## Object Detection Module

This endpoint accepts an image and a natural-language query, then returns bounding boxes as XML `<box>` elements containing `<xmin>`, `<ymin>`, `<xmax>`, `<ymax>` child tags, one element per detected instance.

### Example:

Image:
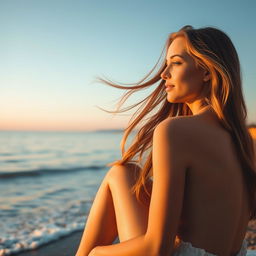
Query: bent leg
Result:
<box><xmin>76</xmin><ymin>173</ymin><xmax>118</xmax><ymax>256</ymax></box>
<box><xmin>76</xmin><ymin>163</ymin><xmax>152</xmax><ymax>256</ymax></box>
<box><xmin>108</xmin><ymin>163</ymin><xmax>152</xmax><ymax>242</ymax></box>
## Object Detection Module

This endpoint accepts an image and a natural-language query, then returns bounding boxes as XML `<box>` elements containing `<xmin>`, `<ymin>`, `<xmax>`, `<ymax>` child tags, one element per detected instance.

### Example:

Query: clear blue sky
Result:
<box><xmin>1</xmin><ymin>0</ymin><xmax>255</xmax><ymax>131</ymax></box>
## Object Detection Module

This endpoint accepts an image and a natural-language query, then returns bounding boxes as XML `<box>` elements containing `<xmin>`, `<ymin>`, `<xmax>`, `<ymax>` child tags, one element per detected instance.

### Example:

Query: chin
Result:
<box><xmin>166</xmin><ymin>95</ymin><xmax>183</xmax><ymax>104</ymax></box>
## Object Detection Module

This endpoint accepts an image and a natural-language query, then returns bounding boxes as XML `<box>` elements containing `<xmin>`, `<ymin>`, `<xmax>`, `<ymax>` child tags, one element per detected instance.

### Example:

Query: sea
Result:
<box><xmin>0</xmin><ymin>130</ymin><xmax>128</xmax><ymax>256</ymax></box>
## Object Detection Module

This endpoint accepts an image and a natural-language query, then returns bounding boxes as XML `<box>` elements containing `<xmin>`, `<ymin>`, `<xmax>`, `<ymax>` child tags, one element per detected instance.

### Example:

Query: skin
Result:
<box><xmin>161</xmin><ymin>36</ymin><xmax>211</xmax><ymax>113</ymax></box>
<box><xmin>76</xmin><ymin>37</ymin><xmax>251</xmax><ymax>256</ymax></box>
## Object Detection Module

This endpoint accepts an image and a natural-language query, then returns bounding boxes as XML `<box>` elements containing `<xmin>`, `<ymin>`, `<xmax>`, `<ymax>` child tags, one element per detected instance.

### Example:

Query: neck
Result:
<box><xmin>186</xmin><ymin>98</ymin><xmax>210</xmax><ymax>115</ymax></box>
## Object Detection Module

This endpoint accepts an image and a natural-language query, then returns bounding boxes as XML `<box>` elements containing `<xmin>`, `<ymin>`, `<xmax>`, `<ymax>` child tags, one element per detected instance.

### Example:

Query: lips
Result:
<box><xmin>165</xmin><ymin>84</ymin><xmax>175</xmax><ymax>89</ymax></box>
<box><xmin>165</xmin><ymin>84</ymin><xmax>174</xmax><ymax>92</ymax></box>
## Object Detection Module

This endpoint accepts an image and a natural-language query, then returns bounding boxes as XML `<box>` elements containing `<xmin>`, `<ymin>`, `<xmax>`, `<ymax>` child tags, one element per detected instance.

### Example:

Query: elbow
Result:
<box><xmin>146</xmin><ymin>251</ymin><xmax>161</xmax><ymax>256</ymax></box>
<box><xmin>158</xmin><ymin>246</ymin><xmax>175</xmax><ymax>256</ymax></box>
<box><xmin>146</xmin><ymin>243</ymin><xmax>167</xmax><ymax>256</ymax></box>
<box><xmin>149</xmin><ymin>252</ymin><xmax>166</xmax><ymax>256</ymax></box>
<box><xmin>149</xmin><ymin>244</ymin><xmax>172</xmax><ymax>256</ymax></box>
<box><xmin>145</xmin><ymin>233</ymin><xmax>172</xmax><ymax>256</ymax></box>
<box><xmin>154</xmin><ymin>250</ymin><xmax>170</xmax><ymax>256</ymax></box>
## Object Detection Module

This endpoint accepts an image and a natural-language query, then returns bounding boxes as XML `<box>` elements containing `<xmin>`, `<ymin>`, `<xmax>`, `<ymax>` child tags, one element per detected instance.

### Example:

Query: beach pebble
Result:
<box><xmin>0</xmin><ymin>249</ymin><xmax>9</xmax><ymax>256</ymax></box>
<box><xmin>30</xmin><ymin>241</ymin><xmax>39</xmax><ymax>249</ymax></box>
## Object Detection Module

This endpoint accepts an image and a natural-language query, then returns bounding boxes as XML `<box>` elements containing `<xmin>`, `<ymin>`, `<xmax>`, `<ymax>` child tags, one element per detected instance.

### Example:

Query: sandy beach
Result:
<box><xmin>16</xmin><ymin>231</ymin><xmax>83</xmax><ymax>256</ymax></box>
<box><xmin>16</xmin><ymin>231</ymin><xmax>120</xmax><ymax>256</ymax></box>
<box><xmin>247</xmin><ymin>220</ymin><xmax>256</xmax><ymax>250</ymax></box>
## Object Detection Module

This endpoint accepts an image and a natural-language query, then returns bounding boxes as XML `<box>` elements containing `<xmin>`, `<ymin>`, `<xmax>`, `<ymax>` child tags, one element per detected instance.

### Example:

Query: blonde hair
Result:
<box><xmin>97</xmin><ymin>25</ymin><xmax>256</xmax><ymax>220</ymax></box>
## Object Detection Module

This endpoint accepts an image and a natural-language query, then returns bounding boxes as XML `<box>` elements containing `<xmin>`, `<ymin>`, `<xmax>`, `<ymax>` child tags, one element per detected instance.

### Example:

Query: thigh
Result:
<box><xmin>107</xmin><ymin>163</ymin><xmax>152</xmax><ymax>242</ymax></box>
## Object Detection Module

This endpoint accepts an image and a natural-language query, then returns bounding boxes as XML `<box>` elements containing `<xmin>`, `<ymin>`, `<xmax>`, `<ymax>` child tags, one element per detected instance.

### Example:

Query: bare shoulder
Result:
<box><xmin>154</xmin><ymin>114</ymin><xmax>223</xmax><ymax>158</ymax></box>
<box><xmin>154</xmin><ymin>116</ymin><xmax>195</xmax><ymax>156</ymax></box>
<box><xmin>155</xmin><ymin>115</ymin><xmax>198</xmax><ymax>140</ymax></box>
<box><xmin>156</xmin><ymin>116</ymin><xmax>187</xmax><ymax>130</ymax></box>
<box><xmin>157</xmin><ymin>114</ymin><xmax>227</xmax><ymax>141</ymax></box>
<box><xmin>154</xmin><ymin>116</ymin><xmax>194</xmax><ymax>167</ymax></box>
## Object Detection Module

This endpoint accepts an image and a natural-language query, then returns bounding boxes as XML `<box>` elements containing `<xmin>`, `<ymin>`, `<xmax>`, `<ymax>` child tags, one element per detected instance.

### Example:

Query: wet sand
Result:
<box><xmin>16</xmin><ymin>231</ymin><xmax>83</xmax><ymax>256</ymax></box>
<box><xmin>16</xmin><ymin>232</ymin><xmax>119</xmax><ymax>256</ymax></box>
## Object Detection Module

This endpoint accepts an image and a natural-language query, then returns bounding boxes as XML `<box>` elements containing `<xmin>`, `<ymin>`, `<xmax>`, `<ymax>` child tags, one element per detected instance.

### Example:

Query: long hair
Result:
<box><xmin>97</xmin><ymin>25</ymin><xmax>256</xmax><ymax>220</ymax></box>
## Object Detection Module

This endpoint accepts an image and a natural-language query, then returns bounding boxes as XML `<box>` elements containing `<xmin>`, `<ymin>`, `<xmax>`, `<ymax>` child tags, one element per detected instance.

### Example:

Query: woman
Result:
<box><xmin>76</xmin><ymin>25</ymin><xmax>256</xmax><ymax>256</ymax></box>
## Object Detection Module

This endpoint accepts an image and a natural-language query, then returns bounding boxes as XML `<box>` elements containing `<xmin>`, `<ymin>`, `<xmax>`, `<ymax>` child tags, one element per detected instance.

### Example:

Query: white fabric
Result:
<box><xmin>172</xmin><ymin>239</ymin><xmax>248</xmax><ymax>256</ymax></box>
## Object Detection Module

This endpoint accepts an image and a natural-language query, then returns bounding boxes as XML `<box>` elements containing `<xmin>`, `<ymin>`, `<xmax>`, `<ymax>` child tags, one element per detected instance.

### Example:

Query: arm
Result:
<box><xmin>90</xmin><ymin>118</ymin><xmax>188</xmax><ymax>256</ymax></box>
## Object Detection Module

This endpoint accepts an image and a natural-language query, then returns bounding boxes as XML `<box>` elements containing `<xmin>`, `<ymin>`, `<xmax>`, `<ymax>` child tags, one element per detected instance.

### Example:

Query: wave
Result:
<box><xmin>3</xmin><ymin>159</ymin><xmax>23</xmax><ymax>163</ymax></box>
<box><xmin>0</xmin><ymin>201</ymin><xmax>88</xmax><ymax>256</ymax></box>
<box><xmin>0</xmin><ymin>165</ymin><xmax>107</xmax><ymax>179</ymax></box>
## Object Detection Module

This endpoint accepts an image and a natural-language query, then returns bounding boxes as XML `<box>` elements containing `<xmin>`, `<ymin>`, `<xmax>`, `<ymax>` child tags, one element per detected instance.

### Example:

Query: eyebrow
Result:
<box><xmin>166</xmin><ymin>54</ymin><xmax>184</xmax><ymax>61</ymax></box>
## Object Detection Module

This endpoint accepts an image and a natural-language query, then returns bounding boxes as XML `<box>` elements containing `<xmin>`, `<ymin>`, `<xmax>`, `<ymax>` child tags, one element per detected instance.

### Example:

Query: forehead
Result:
<box><xmin>166</xmin><ymin>36</ymin><xmax>188</xmax><ymax>59</ymax></box>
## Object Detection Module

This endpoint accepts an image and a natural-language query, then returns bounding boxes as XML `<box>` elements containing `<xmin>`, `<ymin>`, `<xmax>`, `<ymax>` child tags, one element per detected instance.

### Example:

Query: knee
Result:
<box><xmin>107</xmin><ymin>163</ymin><xmax>141</xmax><ymax>186</ymax></box>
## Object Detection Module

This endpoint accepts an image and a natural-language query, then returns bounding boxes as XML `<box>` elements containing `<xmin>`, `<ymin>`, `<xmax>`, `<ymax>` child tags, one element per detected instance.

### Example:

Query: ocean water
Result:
<box><xmin>0</xmin><ymin>130</ymin><xmax>126</xmax><ymax>256</ymax></box>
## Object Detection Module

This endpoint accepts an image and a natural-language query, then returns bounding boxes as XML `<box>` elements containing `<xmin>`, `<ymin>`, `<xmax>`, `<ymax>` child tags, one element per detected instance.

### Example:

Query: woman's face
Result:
<box><xmin>161</xmin><ymin>36</ymin><xmax>208</xmax><ymax>104</ymax></box>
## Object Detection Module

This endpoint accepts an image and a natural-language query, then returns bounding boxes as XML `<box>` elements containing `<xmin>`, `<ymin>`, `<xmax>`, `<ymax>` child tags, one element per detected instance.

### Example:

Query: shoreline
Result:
<box><xmin>14</xmin><ymin>232</ymin><xmax>119</xmax><ymax>256</ymax></box>
<box><xmin>15</xmin><ymin>231</ymin><xmax>83</xmax><ymax>256</ymax></box>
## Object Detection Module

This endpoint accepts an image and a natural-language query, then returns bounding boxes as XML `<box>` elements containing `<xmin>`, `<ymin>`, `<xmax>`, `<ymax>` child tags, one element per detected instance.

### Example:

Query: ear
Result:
<box><xmin>203</xmin><ymin>70</ymin><xmax>211</xmax><ymax>82</ymax></box>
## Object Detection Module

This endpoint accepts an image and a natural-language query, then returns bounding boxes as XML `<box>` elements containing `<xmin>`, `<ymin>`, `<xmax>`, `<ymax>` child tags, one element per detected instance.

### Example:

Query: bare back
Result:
<box><xmin>176</xmin><ymin>113</ymin><xmax>250</xmax><ymax>256</ymax></box>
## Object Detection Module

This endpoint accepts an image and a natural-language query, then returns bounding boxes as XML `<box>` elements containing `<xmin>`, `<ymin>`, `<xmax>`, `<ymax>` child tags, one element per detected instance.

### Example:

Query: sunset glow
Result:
<box><xmin>1</xmin><ymin>0</ymin><xmax>255</xmax><ymax>131</ymax></box>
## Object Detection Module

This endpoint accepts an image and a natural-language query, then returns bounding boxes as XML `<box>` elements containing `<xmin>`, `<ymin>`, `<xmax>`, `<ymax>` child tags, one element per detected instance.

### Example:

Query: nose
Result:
<box><xmin>161</xmin><ymin>65</ymin><xmax>171</xmax><ymax>80</ymax></box>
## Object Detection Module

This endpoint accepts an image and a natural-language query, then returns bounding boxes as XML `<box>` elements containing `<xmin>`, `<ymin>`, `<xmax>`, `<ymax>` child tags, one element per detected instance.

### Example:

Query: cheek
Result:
<box><xmin>176</xmin><ymin>66</ymin><xmax>204</xmax><ymax>92</ymax></box>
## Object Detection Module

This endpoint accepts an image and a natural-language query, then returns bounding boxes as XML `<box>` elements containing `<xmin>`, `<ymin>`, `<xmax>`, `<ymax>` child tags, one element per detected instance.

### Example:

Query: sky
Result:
<box><xmin>1</xmin><ymin>0</ymin><xmax>255</xmax><ymax>131</ymax></box>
